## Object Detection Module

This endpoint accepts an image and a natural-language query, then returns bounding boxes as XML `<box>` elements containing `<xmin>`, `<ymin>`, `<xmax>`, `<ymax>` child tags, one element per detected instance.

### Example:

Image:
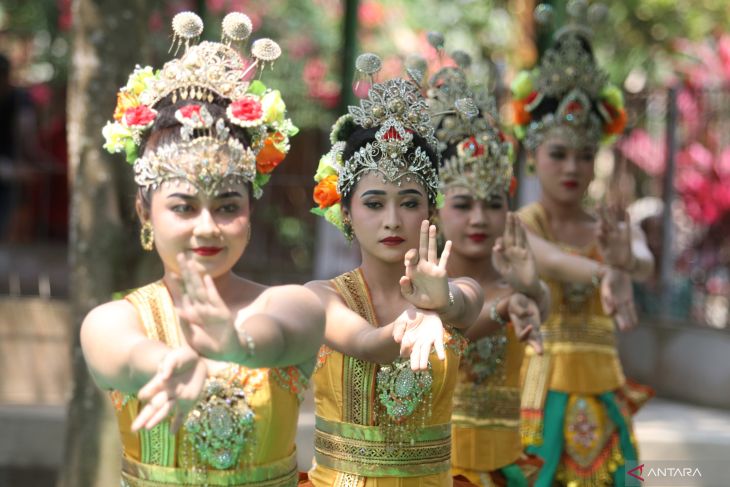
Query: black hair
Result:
<box><xmin>339</xmin><ymin>126</ymin><xmax>440</xmax><ymax>209</ymax></box>
<box><xmin>0</xmin><ymin>54</ymin><xmax>9</xmax><ymax>79</ymax></box>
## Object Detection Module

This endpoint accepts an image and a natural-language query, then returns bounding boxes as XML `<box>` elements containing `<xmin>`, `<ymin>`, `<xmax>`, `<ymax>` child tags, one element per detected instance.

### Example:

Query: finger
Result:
<box><xmin>428</xmin><ymin>224</ymin><xmax>438</xmax><ymax>263</ymax></box>
<box><xmin>186</xmin><ymin>260</ymin><xmax>208</xmax><ymax>304</ymax></box>
<box><xmin>514</xmin><ymin>216</ymin><xmax>527</xmax><ymax>249</ymax></box>
<box><xmin>203</xmin><ymin>274</ymin><xmax>226</xmax><ymax>308</ymax></box>
<box><xmin>138</xmin><ymin>372</ymin><xmax>169</xmax><ymax>401</ymax></box>
<box><xmin>404</xmin><ymin>248</ymin><xmax>418</xmax><ymax>276</ymax></box>
<box><xmin>392</xmin><ymin>319</ymin><xmax>406</xmax><ymax>344</ymax></box>
<box><xmin>503</xmin><ymin>213</ymin><xmax>515</xmax><ymax>248</ymax></box>
<box><xmin>419</xmin><ymin>220</ymin><xmax>429</xmax><ymax>262</ymax></box>
<box><xmin>438</xmin><ymin>240</ymin><xmax>452</xmax><ymax>269</ymax></box>
<box><xmin>530</xmin><ymin>335</ymin><xmax>544</xmax><ymax>355</ymax></box>
<box><xmin>143</xmin><ymin>398</ymin><xmax>175</xmax><ymax>430</ymax></box>
<box><xmin>399</xmin><ymin>275</ymin><xmax>414</xmax><ymax>296</ymax></box>
<box><xmin>434</xmin><ymin>327</ymin><xmax>446</xmax><ymax>361</ymax></box>
<box><xmin>170</xmin><ymin>407</ymin><xmax>188</xmax><ymax>435</ymax></box>
<box><xmin>132</xmin><ymin>391</ymin><xmax>169</xmax><ymax>431</ymax></box>
<box><xmin>420</xmin><ymin>340</ymin><xmax>431</xmax><ymax>370</ymax></box>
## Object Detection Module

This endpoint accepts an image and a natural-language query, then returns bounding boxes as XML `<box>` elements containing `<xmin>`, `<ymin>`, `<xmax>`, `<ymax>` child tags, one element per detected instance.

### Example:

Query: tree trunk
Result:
<box><xmin>59</xmin><ymin>1</ymin><xmax>155</xmax><ymax>485</ymax></box>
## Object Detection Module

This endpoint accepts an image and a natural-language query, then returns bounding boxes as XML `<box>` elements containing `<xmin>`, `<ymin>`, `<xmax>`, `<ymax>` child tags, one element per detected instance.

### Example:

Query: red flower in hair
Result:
<box><xmin>122</xmin><ymin>105</ymin><xmax>157</xmax><ymax>128</ymax></box>
<box><xmin>228</xmin><ymin>96</ymin><xmax>264</xmax><ymax>127</ymax></box>
<box><xmin>178</xmin><ymin>104</ymin><xmax>201</xmax><ymax>119</ymax></box>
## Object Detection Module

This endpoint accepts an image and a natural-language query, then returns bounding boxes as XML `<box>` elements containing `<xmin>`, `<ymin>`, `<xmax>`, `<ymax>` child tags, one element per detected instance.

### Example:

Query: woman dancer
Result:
<box><xmin>511</xmin><ymin>27</ymin><xmax>654</xmax><ymax>486</ymax></box>
<box><xmin>81</xmin><ymin>12</ymin><xmax>324</xmax><ymax>486</ymax></box>
<box><xmin>307</xmin><ymin>55</ymin><xmax>483</xmax><ymax>487</ymax></box>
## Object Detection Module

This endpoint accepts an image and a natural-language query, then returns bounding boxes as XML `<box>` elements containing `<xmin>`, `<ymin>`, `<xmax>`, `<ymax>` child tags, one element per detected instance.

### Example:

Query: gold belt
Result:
<box><xmin>540</xmin><ymin>325</ymin><xmax>616</xmax><ymax>352</ymax></box>
<box><xmin>313</xmin><ymin>416</ymin><xmax>451</xmax><ymax>477</ymax></box>
<box><xmin>452</xmin><ymin>385</ymin><xmax>520</xmax><ymax>429</ymax></box>
<box><xmin>120</xmin><ymin>451</ymin><xmax>298</xmax><ymax>487</ymax></box>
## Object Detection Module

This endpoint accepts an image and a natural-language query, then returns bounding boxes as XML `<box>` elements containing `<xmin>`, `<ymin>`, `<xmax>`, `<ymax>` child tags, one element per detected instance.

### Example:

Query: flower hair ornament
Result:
<box><xmin>102</xmin><ymin>11</ymin><xmax>298</xmax><ymax>198</ymax></box>
<box><xmin>409</xmin><ymin>38</ymin><xmax>515</xmax><ymax>201</ymax></box>
<box><xmin>311</xmin><ymin>53</ymin><xmax>440</xmax><ymax>236</ymax></box>
<box><xmin>510</xmin><ymin>3</ymin><xmax>626</xmax><ymax>151</ymax></box>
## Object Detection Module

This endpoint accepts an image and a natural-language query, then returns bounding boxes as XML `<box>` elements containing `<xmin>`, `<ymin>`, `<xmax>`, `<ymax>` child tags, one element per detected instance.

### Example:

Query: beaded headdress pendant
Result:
<box><xmin>102</xmin><ymin>11</ymin><xmax>297</xmax><ymax>198</ymax></box>
<box><xmin>511</xmin><ymin>4</ymin><xmax>626</xmax><ymax>150</ymax></box>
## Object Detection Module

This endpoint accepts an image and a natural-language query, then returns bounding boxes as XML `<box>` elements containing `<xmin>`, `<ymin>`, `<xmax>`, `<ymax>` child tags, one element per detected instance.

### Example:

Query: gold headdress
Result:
<box><xmin>311</xmin><ymin>53</ymin><xmax>440</xmax><ymax>235</ymax></box>
<box><xmin>511</xmin><ymin>4</ymin><xmax>626</xmax><ymax>150</ymax></box>
<box><xmin>413</xmin><ymin>42</ymin><xmax>514</xmax><ymax>200</ymax></box>
<box><xmin>102</xmin><ymin>11</ymin><xmax>297</xmax><ymax>197</ymax></box>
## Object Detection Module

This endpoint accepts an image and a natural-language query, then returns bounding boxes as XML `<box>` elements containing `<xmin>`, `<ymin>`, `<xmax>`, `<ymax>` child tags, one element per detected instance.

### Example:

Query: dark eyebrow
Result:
<box><xmin>398</xmin><ymin>188</ymin><xmax>424</xmax><ymax>197</ymax></box>
<box><xmin>215</xmin><ymin>191</ymin><xmax>243</xmax><ymax>199</ymax></box>
<box><xmin>167</xmin><ymin>193</ymin><xmax>197</xmax><ymax>200</ymax></box>
<box><xmin>361</xmin><ymin>190</ymin><xmax>387</xmax><ymax>197</ymax></box>
<box><xmin>450</xmin><ymin>194</ymin><xmax>472</xmax><ymax>201</ymax></box>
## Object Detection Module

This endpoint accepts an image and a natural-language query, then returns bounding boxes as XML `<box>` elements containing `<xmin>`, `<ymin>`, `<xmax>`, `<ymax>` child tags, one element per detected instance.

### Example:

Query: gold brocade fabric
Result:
<box><xmin>451</xmin><ymin>326</ymin><xmax>524</xmax><ymax>473</ymax></box>
<box><xmin>112</xmin><ymin>281</ymin><xmax>304</xmax><ymax>486</ymax></box>
<box><xmin>308</xmin><ymin>269</ymin><xmax>461</xmax><ymax>487</ymax></box>
<box><xmin>517</xmin><ymin>203</ymin><xmax>625</xmax><ymax>395</ymax></box>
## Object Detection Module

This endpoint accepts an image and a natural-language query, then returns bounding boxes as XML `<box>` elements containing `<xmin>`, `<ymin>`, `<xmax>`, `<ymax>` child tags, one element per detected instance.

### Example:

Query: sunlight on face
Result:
<box><xmin>146</xmin><ymin>179</ymin><xmax>251</xmax><ymax>278</ymax></box>
<box><xmin>347</xmin><ymin>172</ymin><xmax>430</xmax><ymax>264</ymax></box>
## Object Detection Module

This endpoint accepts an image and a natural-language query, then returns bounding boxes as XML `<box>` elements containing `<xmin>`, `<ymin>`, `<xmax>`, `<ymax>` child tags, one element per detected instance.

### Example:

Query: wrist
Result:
<box><xmin>435</xmin><ymin>287</ymin><xmax>456</xmax><ymax>317</ymax></box>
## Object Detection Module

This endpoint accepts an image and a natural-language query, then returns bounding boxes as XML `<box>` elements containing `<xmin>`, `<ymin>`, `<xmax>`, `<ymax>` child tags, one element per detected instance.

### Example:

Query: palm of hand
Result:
<box><xmin>400</xmin><ymin>221</ymin><xmax>451</xmax><ymax>310</ymax></box>
<box><xmin>507</xmin><ymin>294</ymin><xmax>543</xmax><ymax>354</ymax></box>
<box><xmin>597</xmin><ymin>207</ymin><xmax>633</xmax><ymax>268</ymax></box>
<box><xmin>176</xmin><ymin>253</ymin><xmax>237</xmax><ymax>360</ymax></box>
<box><xmin>398</xmin><ymin>310</ymin><xmax>445</xmax><ymax>371</ymax></box>
<box><xmin>133</xmin><ymin>347</ymin><xmax>208</xmax><ymax>432</ymax></box>
<box><xmin>493</xmin><ymin>213</ymin><xmax>540</xmax><ymax>295</ymax></box>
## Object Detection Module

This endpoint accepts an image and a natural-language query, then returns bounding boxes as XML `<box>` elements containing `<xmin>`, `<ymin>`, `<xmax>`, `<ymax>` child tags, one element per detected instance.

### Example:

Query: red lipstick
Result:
<box><xmin>380</xmin><ymin>236</ymin><xmax>405</xmax><ymax>246</ymax></box>
<box><xmin>193</xmin><ymin>247</ymin><xmax>223</xmax><ymax>256</ymax></box>
<box><xmin>468</xmin><ymin>233</ymin><xmax>487</xmax><ymax>243</ymax></box>
<box><xmin>562</xmin><ymin>180</ymin><xmax>579</xmax><ymax>189</ymax></box>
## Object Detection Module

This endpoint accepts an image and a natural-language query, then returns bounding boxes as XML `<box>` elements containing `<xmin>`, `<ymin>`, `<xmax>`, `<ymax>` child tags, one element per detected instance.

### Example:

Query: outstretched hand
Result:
<box><xmin>392</xmin><ymin>307</ymin><xmax>446</xmax><ymax>371</ymax></box>
<box><xmin>600</xmin><ymin>268</ymin><xmax>638</xmax><ymax>331</ymax></box>
<box><xmin>597</xmin><ymin>205</ymin><xmax>634</xmax><ymax>270</ymax></box>
<box><xmin>492</xmin><ymin>213</ymin><xmax>541</xmax><ymax>298</ymax></box>
<box><xmin>174</xmin><ymin>253</ymin><xmax>238</xmax><ymax>362</ymax></box>
<box><xmin>399</xmin><ymin>220</ymin><xmax>451</xmax><ymax>311</ymax></box>
<box><xmin>506</xmin><ymin>293</ymin><xmax>543</xmax><ymax>355</ymax></box>
<box><xmin>131</xmin><ymin>345</ymin><xmax>207</xmax><ymax>433</ymax></box>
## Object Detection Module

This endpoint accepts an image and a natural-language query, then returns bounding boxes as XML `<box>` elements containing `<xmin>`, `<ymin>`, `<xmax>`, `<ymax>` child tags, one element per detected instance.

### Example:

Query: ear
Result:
<box><xmin>341</xmin><ymin>205</ymin><xmax>351</xmax><ymax>219</ymax></box>
<box><xmin>135</xmin><ymin>195</ymin><xmax>150</xmax><ymax>224</ymax></box>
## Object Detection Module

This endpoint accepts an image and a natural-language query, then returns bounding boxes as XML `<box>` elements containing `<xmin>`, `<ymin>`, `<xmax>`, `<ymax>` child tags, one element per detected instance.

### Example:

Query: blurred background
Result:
<box><xmin>0</xmin><ymin>0</ymin><xmax>729</xmax><ymax>485</ymax></box>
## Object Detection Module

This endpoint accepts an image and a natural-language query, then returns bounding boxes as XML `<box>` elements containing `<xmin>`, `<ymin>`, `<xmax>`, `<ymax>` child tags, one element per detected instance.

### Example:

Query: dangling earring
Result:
<box><xmin>140</xmin><ymin>221</ymin><xmax>154</xmax><ymax>251</ymax></box>
<box><xmin>526</xmin><ymin>154</ymin><xmax>536</xmax><ymax>175</ymax></box>
<box><xmin>245</xmin><ymin>224</ymin><xmax>251</xmax><ymax>246</ymax></box>
<box><xmin>342</xmin><ymin>215</ymin><xmax>354</xmax><ymax>243</ymax></box>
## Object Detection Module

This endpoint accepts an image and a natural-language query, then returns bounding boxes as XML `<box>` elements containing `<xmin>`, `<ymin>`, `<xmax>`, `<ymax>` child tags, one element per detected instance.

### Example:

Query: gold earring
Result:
<box><xmin>245</xmin><ymin>224</ymin><xmax>251</xmax><ymax>246</ymax></box>
<box><xmin>342</xmin><ymin>215</ymin><xmax>354</xmax><ymax>243</ymax></box>
<box><xmin>140</xmin><ymin>222</ymin><xmax>154</xmax><ymax>251</ymax></box>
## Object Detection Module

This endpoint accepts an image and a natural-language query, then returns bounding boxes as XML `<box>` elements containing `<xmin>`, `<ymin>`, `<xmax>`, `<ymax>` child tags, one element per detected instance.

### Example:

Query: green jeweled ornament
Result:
<box><xmin>466</xmin><ymin>331</ymin><xmax>508</xmax><ymax>384</ymax></box>
<box><xmin>376</xmin><ymin>359</ymin><xmax>433</xmax><ymax>423</ymax></box>
<box><xmin>184</xmin><ymin>378</ymin><xmax>255</xmax><ymax>469</ymax></box>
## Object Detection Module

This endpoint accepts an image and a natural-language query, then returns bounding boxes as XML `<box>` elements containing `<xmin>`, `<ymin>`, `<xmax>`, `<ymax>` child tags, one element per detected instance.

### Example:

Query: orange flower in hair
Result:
<box><xmin>313</xmin><ymin>174</ymin><xmax>340</xmax><ymax>209</ymax></box>
<box><xmin>256</xmin><ymin>134</ymin><xmax>287</xmax><ymax>174</ymax></box>
<box><xmin>511</xmin><ymin>99</ymin><xmax>531</xmax><ymax>125</ymax></box>
<box><xmin>113</xmin><ymin>91</ymin><xmax>140</xmax><ymax>121</ymax></box>
<box><xmin>603</xmin><ymin>102</ymin><xmax>627</xmax><ymax>135</ymax></box>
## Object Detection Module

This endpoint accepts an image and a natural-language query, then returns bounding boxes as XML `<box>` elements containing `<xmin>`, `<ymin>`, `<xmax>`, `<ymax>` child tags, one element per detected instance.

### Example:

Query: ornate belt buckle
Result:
<box><xmin>184</xmin><ymin>377</ymin><xmax>255</xmax><ymax>469</ymax></box>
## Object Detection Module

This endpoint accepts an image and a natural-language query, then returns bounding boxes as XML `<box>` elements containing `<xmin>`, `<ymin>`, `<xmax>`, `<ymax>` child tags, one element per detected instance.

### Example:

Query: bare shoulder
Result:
<box><xmin>260</xmin><ymin>284</ymin><xmax>323</xmax><ymax>308</ymax></box>
<box><xmin>304</xmin><ymin>279</ymin><xmax>337</xmax><ymax>297</ymax></box>
<box><xmin>80</xmin><ymin>299</ymin><xmax>145</xmax><ymax>348</ymax></box>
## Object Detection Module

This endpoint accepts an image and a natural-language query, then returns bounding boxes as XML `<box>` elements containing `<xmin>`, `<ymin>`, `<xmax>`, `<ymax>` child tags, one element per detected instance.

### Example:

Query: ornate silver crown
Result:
<box><xmin>337</xmin><ymin>70</ymin><xmax>440</xmax><ymax>203</ymax></box>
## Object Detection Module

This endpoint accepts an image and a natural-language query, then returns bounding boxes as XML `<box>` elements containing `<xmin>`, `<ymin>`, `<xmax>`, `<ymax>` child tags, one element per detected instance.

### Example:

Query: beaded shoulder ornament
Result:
<box><xmin>511</xmin><ymin>3</ymin><xmax>626</xmax><ymax>150</ymax></box>
<box><xmin>311</xmin><ymin>53</ymin><xmax>440</xmax><ymax>236</ymax></box>
<box><xmin>409</xmin><ymin>38</ymin><xmax>515</xmax><ymax>200</ymax></box>
<box><xmin>102</xmin><ymin>11</ymin><xmax>297</xmax><ymax>197</ymax></box>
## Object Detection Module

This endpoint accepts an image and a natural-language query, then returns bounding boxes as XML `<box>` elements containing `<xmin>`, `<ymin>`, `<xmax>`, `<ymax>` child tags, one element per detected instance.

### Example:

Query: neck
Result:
<box><xmin>539</xmin><ymin>193</ymin><xmax>587</xmax><ymax>222</ymax></box>
<box><xmin>446</xmin><ymin>250</ymin><xmax>501</xmax><ymax>284</ymax></box>
<box><xmin>358</xmin><ymin>251</ymin><xmax>407</xmax><ymax>303</ymax></box>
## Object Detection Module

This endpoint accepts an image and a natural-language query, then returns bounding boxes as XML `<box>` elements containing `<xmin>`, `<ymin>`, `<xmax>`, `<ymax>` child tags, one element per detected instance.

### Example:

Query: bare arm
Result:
<box><xmin>80</xmin><ymin>300</ymin><xmax>195</xmax><ymax>394</ymax></box>
<box><xmin>435</xmin><ymin>277</ymin><xmax>484</xmax><ymax>330</ymax></box>
<box><xmin>305</xmin><ymin>280</ymin><xmax>403</xmax><ymax>364</ymax></box>
<box><xmin>526</xmin><ymin>231</ymin><xmax>608</xmax><ymax>284</ymax></box>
